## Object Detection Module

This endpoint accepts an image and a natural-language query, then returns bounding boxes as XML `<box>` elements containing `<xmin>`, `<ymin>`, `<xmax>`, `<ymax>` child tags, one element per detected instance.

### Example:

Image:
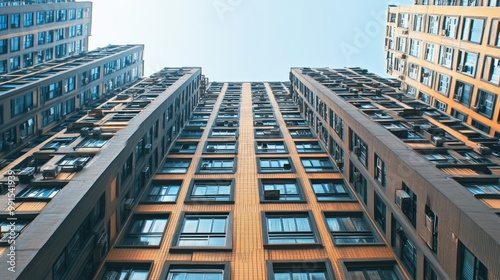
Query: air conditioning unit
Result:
<box><xmin>457</xmin><ymin>64</ymin><xmax>463</xmax><ymax>72</ymax></box>
<box><xmin>283</xmin><ymin>163</ymin><xmax>291</xmax><ymax>170</ymax></box>
<box><xmin>264</xmin><ymin>189</ymin><xmax>280</xmax><ymax>200</ymax></box>
<box><xmin>395</xmin><ymin>190</ymin><xmax>411</xmax><ymax>210</ymax></box>
<box><xmin>402</xmin><ymin>30</ymin><xmax>409</xmax><ymax>35</ymax></box>
<box><xmin>124</xmin><ymin>198</ymin><xmax>134</xmax><ymax>210</ymax></box>
<box><xmin>401</xmin><ymin>54</ymin><xmax>407</xmax><ymax>59</ymax></box>
<box><xmin>433</xmin><ymin>136</ymin><xmax>444</xmax><ymax>147</ymax></box>
<box><xmin>441</xmin><ymin>29</ymin><xmax>448</xmax><ymax>36</ymax></box>
<box><xmin>353</xmin><ymin>146</ymin><xmax>360</xmax><ymax>156</ymax></box>
<box><xmin>42</xmin><ymin>165</ymin><xmax>61</xmax><ymax>179</ymax></box>
<box><xmin>92</xmin><ymin>127</ymin><xmax>102</xmax><ymax>137</ymax></box>
<box><xmin>144</xmin><ymin>143</ymin><xmax>152</xmax><ymax>154</ymax></box>
<box><xmin>398</xmin><ymin>75</ymin><xmax>405</xmax><ymax>80</ymax></box>
<box><xmin>472</xmin><ymin>106</ymin><xmax>480</xmax><ymax>112</ymax></box>
<box><xmin>93</xmin><ymin>232</ymin><xmax>108</xmax><ymax>263</ymax></box>
<box><xmin>80</xmin><ymin>127</ymin><xmax>91</xmax><ymax>137</ymax></box>
<box><xmin>207</xmin><ymin>146</ymin><xmax>216</xmax><ymax>152</ymax></box>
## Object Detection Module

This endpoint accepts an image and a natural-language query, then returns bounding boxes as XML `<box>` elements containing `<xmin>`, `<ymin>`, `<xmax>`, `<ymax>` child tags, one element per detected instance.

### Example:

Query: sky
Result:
<box><xmin>89</xmin><ymin>0</ymin><xmax>413</xmax><ymax>82</ymax></box>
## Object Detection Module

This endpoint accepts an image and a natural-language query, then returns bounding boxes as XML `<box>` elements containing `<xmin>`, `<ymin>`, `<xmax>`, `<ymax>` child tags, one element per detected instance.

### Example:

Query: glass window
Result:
<box><xmin>120</xmin><ymin>215</ymin><xmax>168</xmax><ymax>246</ymax></box>
<box><xmin>199</xmin><ymin>158</ymin><xmax>235</xmax><ymax>173</ymax></box>
<box><xmin>351</xmin><ymin>131</ymin><xmax>368</xmax><ymax>167</ymax></box>
<box><xmin>171</xmin><ymin>141</ymin><xmax>198</xmax><ymax>153</ymax></box>
<box><xmin>263</xmin><ymin>212</ymin><xmax>319</xmax><ymax>246</ymax></box>
<box><xmin>269</xmin><ymin>261</ymin><xmax>333</xmax><ymax>280</ymax></box>
<box><xmin>161</xmin><ymin>158</ymin><xmax>191</xmax><ymax>173</ymax></box>
<box><xmin>295</xmin><ymin>141</ymin><xmax>324</xmax><ymax>153</ymax></box>
<box><xmin>144</xmin><ymin>181</ymin><xmax>181</xmax><ymax>202</ymax></box>
<box><xmin>462</xmin><ymin>18</ymin><xmax>484</xmax><ymax>43</ymax></box>
<box><xmin>454</xmin><ymin>80</ymin><xmax>473</xmax><ymax>106</ymax></box>
<box><xmin>210</xmin><ymin>129</ymin><xmax>237</xmax><ymax>137</ymax></box>
<box><xmin>205</xmin><ymin>141</ymin><xmax>237</xmax><ymax>153</ymax></box>
<box><xmin>374</xmin><ymin>155</ymin><xmax>387</xmax><ymax>188</ymax></box>
<box><xmin>324</xmin><ymin>212</ymin><xmax>379</xmax><ymax>244</ymax></box>
<box><xmin>374</xmin><ymin>193</ymin><xmax>386</xmax><ymax>233</ymax></box>
<box><xmin>101</xmin><ymin>264</ymin><xmax>151</xmax><ymax>280</ymax></box>
<box><xmin>300</xmin><ymin>157</ymin><xmax>336</xmax><ymax>172</ymax></box>
<box><xmin>187</xmin><ymin>180</ymin><xmax>233</xmax><ymax>202</ymax></box>
<box><xmin>260</xmin><ymin>179</ymin><xmax>303</xmax><ymax>202</ymax></box>
<box><xmin>460</xmin><ymin>243</ymin><xmax>488</xmax><ymax>280</ymax></box>
<box><xmin>165</xmin><ymin>265</ymin><xmax>226</xmax><ymax>280</ymax></box>
<box><xmin>10</xmin><ymin>37</ymin><xmax>20</xmax><ymax>52</ymax></box>
<box><xmin>0</xmin><ymin>218</ymin><xmax>31</xmax><ymax>244</ymax></box>
<box><xmin>11</xmin><ymin>14</ymin><xmax>20</xmax><ymax>28</ymax></box>
<box><xmin>23</xmin><ymin>12</ymin><xmax>33</xmax><ymax>27</ymax></box>
<box><xmin>0</xmin><ymin>15</ymin><xmax>7</xmax><ymax>30</ymax></box>
<box><xmin>310</xmin><ymin>179</ymin><xmax>352</xmax><ymax>201</ymax></box>
<box><xmin>17</xmin><ymin>185</ymin><xmax>61</xmax><ymax>199</ymax></box>
<box><xmin>258</xmin><ymin>157</ymin><xmax>293</xmax><ymax>173</ymax></box>
<box><xmin>344</xmin><ymin>261</ymin><xmax>403</xmax><ymax>280</ymax></box>
<box><xmin>256</xmin><ymin>141</ymin><xmax>287</xmax><ymax>153</ymax></box>
<box><xmin>475</xmin><ymin>89</ymin><xmax>496</xmax><ymax>119</ymax></box>
<box><xmin>174</xmin><ymin>213</ymin><xmax>231</xmax><ymax>248</ymax></box>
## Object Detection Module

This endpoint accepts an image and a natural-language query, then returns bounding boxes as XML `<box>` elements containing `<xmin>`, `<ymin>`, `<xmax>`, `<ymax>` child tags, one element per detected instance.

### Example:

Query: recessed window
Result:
<box><xmin>351</xmin><ymin>131</ymin><xmax>368</xmax><ymax>167</ymax></box>
<box><xmin>171</xmin><ymin>212</ymin><xmax>232</xmax><ymax>251</ymax></box>
<box><xmin>459</xmin><ymin>242</ymin><xmax>488</xmax><ymax>280</ymax></box>
<box><xmin>58</xmin><ymin>155</ymin><xmax>91</xmax><ymax>171</ymax></box>
<box><xmin>41</xmin><ymin>137</ymin><xmax>77</xmax><ymax>150</ymax></box>
<box><xmin>161</xmin><ymin>263</ymin><xmax>230</xmax><ymax>280</ymax></box>
<box><xmin>474</xmin><ymin>89</ymin><xmax>496</xmax><ymax>119</ymax></box>
<box><xmin>257</xmin><ymin>157</ymin><xmax>294</xmax><ymax>173</ymax></box>
<box><xmin>300</xmin><ymin>157</ymin><xmax>336</xmax><ymax>172</ymax></box>
<box><xmin>213</xmin><ymin>119</ymin><xmax>238</xmax><ymax>127</ymax></box>
<box><xmin>254</xmin><ymin>119</ymin><xmax>278</xmax><ymax>126</ymax></box>
<box><xmin>143</xmin><ymin>180</ymin><xmax>181</xmax><ymax>203</ymax></box>
<box><xmin>0</xmin><ymin>218</ymin><xmax>31</xmax><ymax>244</ymax></box>
<box><xmin>161</xmin><ymin>158</ymin><xmax>191</xmax><ymax>173</ymax></box>
<box><xmin>262</xmin><ymin>211</ymin><xmax>321</xmax><ymax>247</ymax></box>
<box><xmin>255</xmin><ymin>128</ymin><xmax>282</xmax><ymax>138</ymax></box>
<box><xmin>119</xmin><ymin>214</ymin><xmax>169</xmax><ymax>246</ymax></box>
<box><xmin>17</xmin><ymin>185</ymin><xmax>62</xmax><ymax>200</ymax></box>
<box><xmin>461</xmin><ymin>17</ymin><xmax>484</xmax><ymax>43</ymax></box>
<box><xmin>205</xmin><ymin>141</ymin><xmax>237</xmax><ymax>153</ymax></box>
<box><xmin>76</xmin><ymin>138</ymin><xmax>110</xmax><ymax>149</ymax></box>
<box><xmin>198</xmin><ymin>158</ymin><xmax>236</xmax><ymax>173</ymax></box>
<box><xmin>100</xmin><ymin>263</ymin><xmax>151</xmax><ymax>280</ymax></box>
<box><xmin>374</xmin><ymin>154</ymin><xmax>387</xmax><ymax>188</ymax></box>
<box><xmin>170</xmin><ymin>141</ymin><xmax>198</xmax><ymax>153</ymax></box>
<box><xmin>289</xmin><ymin>128</ymin><xmax>314</xmax><ymax>138</ymax></box>
<box><xmin>295</xmin><ymin>141</ymin><xmax>324</xmax><ymax>153</ymax></box>
<box><xmin>342</xmin><ymin>260</ymin><xmax>404</xmax><ymax>280</ymax></box>
<box><xmin>324</xmin><ymin>212</ymin><xmax>380</xmax><ymax>244</ymax></box>
<box><xmin>268</xmin><ymin>261</ymin><xmax>335</xmax><ymax>280</ymax></box>
<box><xmin>260</xmin><ymin>179</ymin><xmax>304</xmax><ymax>202</ymax></box>
<box><xmin>186</xmin><ymin>180</ymin><xmax>234</xmax><ymax>202</ymax></box>
<box><xmin>256</xmin><ymin>141</ymin><xmax>287</xmax><ymax>153</ymax></box>
<box><xmin>180</xmin><ymin>129</ymin><xmax>203</xmax><ymax>138</ymax></box>
<box><xmin>310</xmin><ymin>179</ymin><xmax>353</xmax><ymax>201</ymax></box>
<box><xmin>210</xmin><ymin>128</ymin><xmax>238</xmax><ymax>137</ymax></box>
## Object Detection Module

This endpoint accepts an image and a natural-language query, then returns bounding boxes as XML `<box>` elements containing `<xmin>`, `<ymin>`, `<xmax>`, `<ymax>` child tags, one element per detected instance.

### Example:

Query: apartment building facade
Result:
<box><xmin>0</xmin><ymin>67</ymin><xmax>202</xmax><ymax>279</ymax></box>
<box><xmin>0</xmin><ymin>0</ymin><xmax>92</xmax><ymax>74</ymax></box>
<box><xmin>385</xmin><ymin>1</ymin><xmax>500</xmax><ymax>137</ymax></box>
<box><xmin>0</xmin><ymin>44</ymin><xmax>144</xmax><ymax>160</ymax></box>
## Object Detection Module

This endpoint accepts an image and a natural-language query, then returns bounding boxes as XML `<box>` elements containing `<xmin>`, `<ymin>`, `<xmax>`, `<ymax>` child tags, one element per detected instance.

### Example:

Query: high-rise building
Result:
<box><xmin>385</xmin><ymin>1</ymin><xmax>500</xmax><ymax>137</ymax></box>
<box><xmin>0</xmin><ymin>0</ymin><xmax>92</xmax><ymax>74</ymax></box>
<box><xmin>1</xmin><ymin>64</ymin><xmax>499</xmax><ymax>280</ymax></box>
<box><xmin>0</xmin><ymin>44</ymin><xmax>144</xmax><ymax>162</ymax></box>
<box><xmin>0</xmin><ymin>67</ymin><xmax>202</xmax><ymax>279</ymax></box>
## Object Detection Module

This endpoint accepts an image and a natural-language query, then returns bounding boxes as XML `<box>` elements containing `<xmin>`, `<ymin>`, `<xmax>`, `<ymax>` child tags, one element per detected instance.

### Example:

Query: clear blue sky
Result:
<box><xmin>90</xmin><ymin>0</ymin><xmax>413</xmax><ymax>81</ymax></box>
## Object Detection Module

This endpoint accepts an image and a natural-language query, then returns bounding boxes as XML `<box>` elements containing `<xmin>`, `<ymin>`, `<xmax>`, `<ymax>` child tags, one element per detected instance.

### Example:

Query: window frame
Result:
<box><xmin>197</xmin><ymin>157</ymin><xmax>237</xmax><ymax>174</ymax></box>
<box><xmin>185</xmin><ymin>179</ymin><xmax>235</xmax><ymax>203</ymax></box>
<box><xmin>98</xmin><ymin>261</ymin><xmax>152</xmax><ymax>280</ymax></box>
<box><xmin>266</xmin><ymin>260</ymin><xmax>336</xmax><ymax>280</ymax></box>
<box><xmin>159</xmin><ymin>262</ymin><xmax>230</xmax><ymax>280</ymax></box>
<box><xmin>142</xmin><ymin>180</ymin><xmax>182</xmax><ymax>203</ymax></box>
<box><xmin>259</xmin><ymin>178</ymin><xmax>306</xmax><ymax>203</ymax></box>
<box><xmin>161</xmin><ymin>158</ymin><xmax>192</xmax><ymax>174</ymax></box>
<box><xmin>255</xmin><ymin>140</ymin><xmax>288</xmax><ymax>154</ymax></box>
<box><xmin>323</xmin><ymin>211</ymin><xmax>383</xmax><ymax>245</ymax></box>
<box><xmin>170</xmin><ymin>212</ymin><xmax>233</xmax><ymax>252</ymax></box>
<box><xmin>204</xmin><ymin>141</ymin><xmax>238</xmax><ymax>154</ymax></box>
<box><xmin>300</xmin><ymin>157</ymin><xmax>337</xmax><ymax>172</ymax></box>
<box><xmin>257</xmin><ymin>157</ymin><xmax>295</xmax><ymax>173</ymax></box>
<box><xmin>261</xmin><ymin>211</ymin><xmax>323</xmax><ymax>248</ymax></box>
<box><xmin>340</xmin><ymin>259</ymin><xmax>405</xmax><ymax>280</ymax></box>
<box><xmin>117</xmin><ymin>213</ymin><xmax>170</xmax><ymax>247</ymax></box>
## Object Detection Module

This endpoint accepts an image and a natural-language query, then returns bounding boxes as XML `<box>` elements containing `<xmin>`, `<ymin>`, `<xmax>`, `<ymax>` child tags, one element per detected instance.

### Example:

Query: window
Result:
<box><xmin>186</xmin><ymin>180</ymin><xmax>233</xmax><ymax>202</ymax></box>
<box><xmin>474</xmin><ymin>89</ymin><xmax>496</xmax><ymax>118</ymax></box>
<box><xmin>144</xmin><ymin>181</ymin><xmax>181</xmax><ymax>202</ymax></box>
<box><xmin>462</xmin><ymin>18</ymin><xmax>484</xmax><ymax>43</ymax></box>
<box><xmin>255</xmin><ymin>128</ymin><xmax>281</xmax><ymax>138</ymax></box>
<box><xmin>210</xmin><ymin>128</ymin><xmax>238</xmax><ymax>137</ymax></box>
<box><xmin>412</xmin><ymin>14</ymin><xmax>424</xmax><ymax>32</ymax></box>
<box><xmin>402</xmin><ymin>183</ymin><xmax>418</xmax><ymax>228</ymax></box>
<box><xmin>398</xmin><ymin>13</ymin><xmax>409</xmax><ymax>28</ymax></box>
<box><xmin>36</xmin><ymin>11</ymin><xmax>45</xmax><ymax>24</ymax></box>
<box><xmin>439</xmin><ymin>45</ymin><xmax>454</xmax><ymax>68</ymax></box>
<box><xmin>457</xmin><ymin>50</ymin><xmax>478</xmax><ymax>77</ymax></box>
<box><xmin>443</xmin><ymin>16</ymin><xmax>459</xmax><ymax>38</ymax></box>
<box><xmin>295</xmin><ymin>141</ymin><xmax>324</xmax><ymax>153</ymax></box>
<box><xmin>204</xmin><ymin>141</ymin><xmax>237</xmax><ymax>153</ymax></box>
<box><xmin>170</xmin><ymin>141</ymin><xmax>198</xmax><ymax>153</ymax></box>
<box><xmin>23</xmin><ymin>34</ymin><xmax>34</xmax><ymax>49</ymax></box>
<box><xmin>23</xmin><ymin>12</ymin><xmax>33</xmax><ymax>27</ymax></box>
<box><xmin>324</xmin><ymin>212</ymin><xmax>380</xmax><ymax>244</ymax></box>
<box><xmin>425</xmin><ymin>43</ymin><xmax>435</xmax><ymax>62</ymax></box>
<box><xmin>409</xmin><ymin>39</ymin><xmax>421</xmax><ymax>57</ymax></box>
<box><xmin>0</xmin><ymin>15</ymin><xmax>7</xmax><ymax>30</ymax></box>
<box><xmin>180</xmin><ymin>129</ymin><xmax>203</xmax><ymax>138</ymax></box>
<box><xmin>351</xmin><ymin>131</ymin><xmax>368</xmax><ymax>167</ymax></box>
<box><xmin>310</xmin><ymin>179</ymin><xmax>353</xmax><ymax>201</ymax></box>
<box><xmin>58</xmin><ymin>155</ymin><xmax>91</xmax><ymax>170</ymax></box>
<box><xmin>120</xmin><ymin>214</ymin><xmax>168</xmax><ymax>246</ymax></box>
<box><xmin>482</xmin><ymin>56</ymin><xmax>500</xmax><ymax>85</ymax></box>
<box><xmin>460</xmin><ymin>242</ymin><xmax>488</xmax><ymax>280</ymax></box>
<box><xmin>289</xmin><ymin>128</ymin><xmax>314</xmax><ymax>138</ymax></box>
<box><xmin>17</xmin><ymin>185</ymin><xmax>61</xmax><ymax>200</ymax></box>
<box><xmin>256</xmin><ymin>141</ymin><xmax>287</xmax><ymax>153</ymax></box>
<box><xmin>350</xmin><ymin>163</ymin><xmax>367</xmax><ymax>205</ymax></box>
<box><xmin>421</xmin><ymin>68</ymin><xmax>434</xmax><ymax>87</ymax></box>
<box><xmin>300</xmin><ymin>157</ymin><xmax>336</xmax><ymax>172</ymax></box>
<box><xmin>268</xmin><ymin>261</ymin><xmax>334</xmax><ymax>280</ymax></box>
<box><xmin>172</xmin><ymin>212</ymin><xmax>232</xmax><ymax>250</ymax></box>
<box><xmin>262</xmin><ymin>211</ymin><xmax>321</xmax><ymax>246</ymax></box>
<box><xmin>451</xmin><ymin>108</ymin><xmax>468</xmax><ymax>122</ymax></box>
<box><xmin>198</xmin><ymin>158</ymin><xmax>235</xmax><ymax>173</ymax></box>
<box><xmin>10</xmin><ymin>37</ymin><xmax>20</xmax><ymax>52</ymax></box>
<box><xmin>408</xmin><ymin>63</ymin><xmax>419</xmax><ymax>80</ymax></box>
<box><xmin>428</xmin><ymin>15</ymin><xmax>440</xmax><ymax>34</ymax></box>
<box><xmin>11</xmin><ymin>14</ymin><xmax>20</xmax><ymax>28</ymax></box>
<box><xmin>462</xmin><ymin>182</ymin><xmax>500</xmax><ymax>196</ymax></box>
<box><xmin>374</xmin><ymin>193</ymin><xmax>386</xmax><ymax>233</ymax></box>
<box><xmin>435</xmin><ymin>99</ymin><xmax>447</xmax><ymax>112</ymax></box>
<box><xmin>490</xmin><ymin>19</ymin><xmax>500</xmax><ymax>47</ymax></box>
<box><xmin>396</xmin><ymin>37</ymin><xmax>407</xmax><ymax>52</ymax></box>
<box><xmin>260</xmin><ymin>179</ymin><xmax>304</xmax><ymax>202</ymax></box>
<box><xmin>161</xmin><ymin>158</ymin><xmax>191</xmax><ymax>173</ymax></box>
<box><xmin>454</xmin><ymin>80</ymin><xmax>473</xmax><ymax>106</ymax></box>
<box><xmin>162</xmin><ymin>263</ymin><xmax>229</xmax><ymax>280</ymax></box>
<box><xmin>437</xmin><ymin>73</ymin><xmax>451</xmax><ymax>96</ymax></box>
<box><xmin>101</xmin><ymin>263</ymin><xmax>151</xmax><ymax>280</ymax></box>
<box><xmin>258</xmin><ymin>157</ymin><xmax>294</xmax><ymax>173</ymax></box>
<box><xmin>342</xmin><ymin>260</ymin><xmax>403</xmax><ymax>280</ymax></box>
<box><xmin>374</xmin><ymin>155</ymin><xmax>387</xmax><ymax>188</ymax></box>
<box><xmin>0</xmin><ymin>218</ymin><xmax>31</xmax><ymax>244</ymax></box>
